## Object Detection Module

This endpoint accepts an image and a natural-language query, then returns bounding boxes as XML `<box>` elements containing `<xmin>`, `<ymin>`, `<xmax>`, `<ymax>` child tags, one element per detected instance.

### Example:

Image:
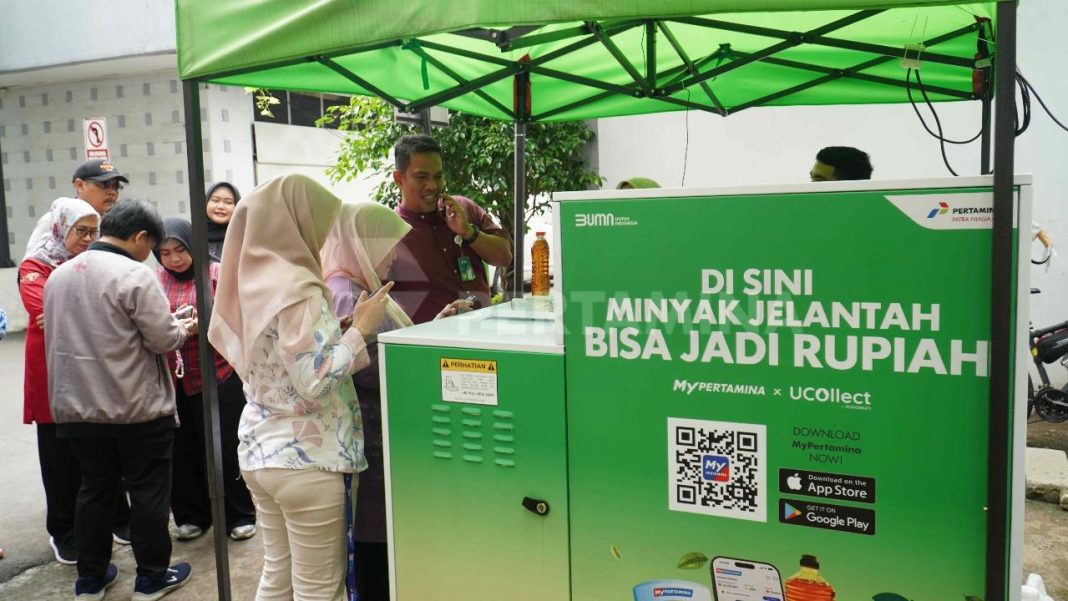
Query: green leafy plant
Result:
<box><xmin>316</xmin><ymin>96</ymin><xmax>602</xmax><ymax>293</ymax></box>
<box><xmin>246</xmin><ymin>87</ymin><xmax>280</xmax><ymax>117</ymax></box>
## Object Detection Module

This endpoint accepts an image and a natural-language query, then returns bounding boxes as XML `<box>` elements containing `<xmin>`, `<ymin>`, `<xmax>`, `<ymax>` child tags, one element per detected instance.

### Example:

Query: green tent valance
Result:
<box><xmin>177</xmin><ymin>1</ymin><xmax>1002</xmax><ymax>121</ymax></box>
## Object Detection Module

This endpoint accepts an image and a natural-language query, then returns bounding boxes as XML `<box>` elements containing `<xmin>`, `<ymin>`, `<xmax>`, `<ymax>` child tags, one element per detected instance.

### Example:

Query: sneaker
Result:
<box><xmin>75</xmin><ymin>563</ymin><xmax>118</xmax><ymax>600</ymax></box>
<box><xmin>175</xmin><ymin>524</ymin><xmax>204</xmax><ymax>541</ymax></box>
<box><xmin>132</xmin><ymin>562</ymin><xmax>191</xmax><ymax>601</ymax></box>
<box><xmin>112</xmin><ymin>526</ymin><xmax>130</xmax><ymax>546</ymax></box>
<box><xmin>49</xmin><ymin>536</ymin><xmax>77</xmax><ymax>565</ymax></box>
<box><xmin>228</xmin><ymin>524</ymin><xmax>256</xmax><ymax>541</ymax></box>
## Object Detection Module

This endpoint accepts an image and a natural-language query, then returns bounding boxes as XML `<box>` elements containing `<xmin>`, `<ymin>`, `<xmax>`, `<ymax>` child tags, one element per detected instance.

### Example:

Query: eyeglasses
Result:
<box><xmin>72</xmin><ymin>226</ymin><xmax>100</xmax><ymax>240</ymax></box>
<box><xmin>92</xmin><ymin>180</ymin><xmax>125</xmax><ymax>192</ymax></box>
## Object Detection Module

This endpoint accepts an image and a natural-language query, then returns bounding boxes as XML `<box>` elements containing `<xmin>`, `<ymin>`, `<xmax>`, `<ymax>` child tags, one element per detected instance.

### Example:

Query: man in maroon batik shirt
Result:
<box><xmin>389</xmin><ymin>134</ymin><xmax>513</xmax><ymax>323</ymax></box>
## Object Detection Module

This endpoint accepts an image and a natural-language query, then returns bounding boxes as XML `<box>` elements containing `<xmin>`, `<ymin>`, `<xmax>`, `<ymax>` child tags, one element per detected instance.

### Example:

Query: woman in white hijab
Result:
<box><xmin>321</xmin><ymin>202</ymin><xmax>468</xmax><ymax>599</ymax></box>
<box><xmin>19</xmin><ymin>198</ymin><xmax>101</xmax><ymax>564</ymax></box>
<box><xmin>208</xmin><ymin>175</ymin><xmax>392</xmax><ymax>601</ymax></box>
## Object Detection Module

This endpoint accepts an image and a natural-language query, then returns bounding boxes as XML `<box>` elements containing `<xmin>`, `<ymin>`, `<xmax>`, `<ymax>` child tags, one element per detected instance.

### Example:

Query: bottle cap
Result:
<box><xmin>536</xmin><ymin>231</ymin><xmax>546</xmax><ymax>236</ymax></box>
<box><xmin>800</xmin><ymin>554</ymin><xmax>820</xmax><ymax>569</ymax></box>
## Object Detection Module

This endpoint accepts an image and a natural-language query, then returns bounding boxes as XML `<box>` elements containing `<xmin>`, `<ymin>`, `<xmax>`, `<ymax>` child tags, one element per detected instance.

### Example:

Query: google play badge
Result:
<box><xmin>783</xmin><ymin>503</ymin><xmax>802</xmax><ymax>521</ymax></box>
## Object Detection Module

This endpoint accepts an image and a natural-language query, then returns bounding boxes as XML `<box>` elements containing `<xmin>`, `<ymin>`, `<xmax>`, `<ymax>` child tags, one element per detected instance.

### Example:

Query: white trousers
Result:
<box><xmin>243</xmin><ymin>468</ymin><xmax>355</xmax><ymax>601</ymax></box>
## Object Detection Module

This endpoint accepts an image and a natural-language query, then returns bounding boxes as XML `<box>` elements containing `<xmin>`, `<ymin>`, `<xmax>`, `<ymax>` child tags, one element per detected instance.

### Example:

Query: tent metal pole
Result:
<box><xmin>405</xmin><ymin>48</ymin><xmax>515</xmax><ymax>118</ymax></box>
<box><xmin>671</xmin><ymin>13</ymin><xmax>973</xmax><ymax>70</ymax></box>
<box><xmin>318</xmin><ymin>56</ymin><xmax>407</xmax><ymax>109</ymax></box>
<box><xmin>987</xmin><ymin>2</ymin><xmax>1016</xmax><ymax>601</ymax></box>
<box><xmin>513</xmin><ymin>121</ymin><xmax>526</xmax><ymax>299</ymax></box>
<box><xmin>182</xmin><ymin>79</ymin><xmax>233</xmax><ymax>601</ymax></box>
<box><xmin>0</xmin><ymin>138</ymin><xmax>14</xmax><ymax>267</ymax></box>
<box><xmin>512</xmin><ymin>64</ymin><xmax>530</xmax><ymax>299</ymax></box>
<box><xmin>742</xmin><ymin>53</ymin><xmax>974</xmax><ymax>99</ymax></box>
<box><xmin>657</xmin><ymin>23</ymin><xmax>726</xmax><ymax>113</ymax></box>
<box><xmin>981</xmin><ymin>95</ymin><xmax>993</xmax><ymax>174</ymax></box>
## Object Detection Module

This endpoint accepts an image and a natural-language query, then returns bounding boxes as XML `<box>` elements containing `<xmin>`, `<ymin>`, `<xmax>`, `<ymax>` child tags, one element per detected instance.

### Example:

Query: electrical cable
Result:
<box><xmin>1017</xmin><ymin>71</ymin><xmax>1068</xmax><ymax>134</ymax></box>
<box><xmin>906</xmin><ymin>69</ymin><xmax>983</xmax><ymax>144</ymax></box>
<box><xmin>1014</xmin><ymin>72</ymin><xmax>1031</xmax><ymax>137</ymax></box>
<box><xmin>906</xmin><ymin>68</ymin><xmax>964</xmax><ymax>176</ymax></box>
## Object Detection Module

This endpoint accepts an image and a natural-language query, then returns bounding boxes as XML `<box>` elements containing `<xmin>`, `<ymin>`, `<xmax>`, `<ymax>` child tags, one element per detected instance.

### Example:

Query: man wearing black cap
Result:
<box><xmin>23</xmin><ymin>159</ymin><xmax>130</xmax><ymax>256</ymax></box>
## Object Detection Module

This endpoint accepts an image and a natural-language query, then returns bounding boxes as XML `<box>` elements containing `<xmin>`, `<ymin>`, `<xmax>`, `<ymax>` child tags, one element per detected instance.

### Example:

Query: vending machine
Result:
<box><xmin>380</xmin><ymin>176</ymin><xmax>1030</xmax><ymax>601</ymax></box>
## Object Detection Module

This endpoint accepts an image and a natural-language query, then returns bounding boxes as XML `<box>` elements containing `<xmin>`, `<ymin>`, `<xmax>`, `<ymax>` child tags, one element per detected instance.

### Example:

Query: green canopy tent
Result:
<box><xmin>175</xmin><ymin>1</ymin><xmax>1019</xmax><ymax>599</ymax></box>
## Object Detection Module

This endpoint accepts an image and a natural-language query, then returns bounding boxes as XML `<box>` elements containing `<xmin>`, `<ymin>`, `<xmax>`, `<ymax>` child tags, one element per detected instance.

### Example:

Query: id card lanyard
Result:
<box><xmin>453</xmin><ymin>233</ymin><xmax>477</xmax><ymax>282</ymax></box>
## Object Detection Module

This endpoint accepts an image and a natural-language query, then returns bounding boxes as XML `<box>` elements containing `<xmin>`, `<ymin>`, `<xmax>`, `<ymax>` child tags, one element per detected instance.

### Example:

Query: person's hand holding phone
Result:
<box><xmin>174</xmin><ymin>305</ymin><xmax>196</xmax><ymax>319</ymax></box>
<box><xmin>439</xmin><ymin>195</ymin><xmax>473</xmax><ymax>238</ymax></box>
<box><xmin>352</xmin><ymin>281</ymin><xmax>395</xmax><ymax>338</ymax></box>
<box><xmin>180</xmin><ymin>317</ymin><xmax>199</xmax><ymax>337</ymax></box>
<box><xmin>434</xmin><ymin>298</ymin><xmax>475</xmax><ymax>320</ymax></box>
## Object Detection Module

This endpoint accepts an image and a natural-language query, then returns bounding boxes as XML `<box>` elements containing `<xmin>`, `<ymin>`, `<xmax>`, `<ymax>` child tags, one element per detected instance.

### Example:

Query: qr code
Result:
<box><xmin>668</xmin><ymin>417</ymin><xmax>766</xmax><ymax>522</ymax></box>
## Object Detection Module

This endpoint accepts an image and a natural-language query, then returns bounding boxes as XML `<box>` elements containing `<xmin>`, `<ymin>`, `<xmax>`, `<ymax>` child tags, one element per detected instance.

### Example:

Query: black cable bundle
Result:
<box><xmin>906</xmin><ymin>66</ymin><xmax>1068</xmax><ymax>176</ymax></box>
<box><xmin>905</xmin><ymin>68</ymin><xmax>982</xmax><ymax>176</ymax></box>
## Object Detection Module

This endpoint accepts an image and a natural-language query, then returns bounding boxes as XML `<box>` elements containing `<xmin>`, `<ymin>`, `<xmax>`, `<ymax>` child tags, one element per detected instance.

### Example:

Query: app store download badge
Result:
<box><xmin>633</xmin><ymin>580</ymin><xmax>712</xmax><ymax>601</ymax></box>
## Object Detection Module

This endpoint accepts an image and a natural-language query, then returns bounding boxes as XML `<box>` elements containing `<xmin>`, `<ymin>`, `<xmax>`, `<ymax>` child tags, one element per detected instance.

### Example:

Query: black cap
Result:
<box><xmin>72</xmin><ymin>159</ymin><xmax>129</xmax><ymax>184</ymax></box>
<box><xmin>800</xmin><ymin>554</ymin><xmax>820</xmax><ymax>569</ymax></box>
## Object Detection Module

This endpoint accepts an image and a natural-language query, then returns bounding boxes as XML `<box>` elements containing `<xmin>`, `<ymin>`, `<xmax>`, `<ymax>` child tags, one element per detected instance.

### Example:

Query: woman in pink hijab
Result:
<box><xmin>321</xmin><ymin>202</ymin><xmax>468</xmax><ymax>599</ymax></box>
<box><xmin>208</xmin><ymin>175</ymin><xmax>393</xmax><ymax>600</ymax></box>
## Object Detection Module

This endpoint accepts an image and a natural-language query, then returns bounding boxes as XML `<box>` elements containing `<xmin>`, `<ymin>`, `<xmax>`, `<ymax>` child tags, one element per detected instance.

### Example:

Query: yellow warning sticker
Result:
<box><xmin>439</xmin><ymin>358</ymin><xmax>497</xmax><ymax>374</ymax></box>
<box><xmin>440</xmin><ymin>358</ymin><xmax>498</xmax><ymax>406</ymax></box>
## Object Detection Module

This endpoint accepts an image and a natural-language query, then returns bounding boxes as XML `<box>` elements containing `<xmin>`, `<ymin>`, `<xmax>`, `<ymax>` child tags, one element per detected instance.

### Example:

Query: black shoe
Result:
<box><xmin>131</xmin><ymin>562</ymin><xmax>191</xmax><ymax>601</ymax></box>
<box><xmin>75</xmin><ymin>563</ymin><xmax>118</xmax><ymax>600</ymax></box>
<box><xmin>112</xmin><ymin>525</ymin><xmax>130</xmax><ymax>546</ymax></box>
<box><xmin>48</xmin><ymin>536</ymin><xmax>77</xmax><ymax>565</ymax></box>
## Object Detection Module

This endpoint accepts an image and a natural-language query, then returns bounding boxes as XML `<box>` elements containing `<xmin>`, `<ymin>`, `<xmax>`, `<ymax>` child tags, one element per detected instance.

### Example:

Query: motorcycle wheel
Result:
<box><xmin>1034</xmin><ymin>387</ymin><xmax>1068</xmax><ymax>423</ymax></box>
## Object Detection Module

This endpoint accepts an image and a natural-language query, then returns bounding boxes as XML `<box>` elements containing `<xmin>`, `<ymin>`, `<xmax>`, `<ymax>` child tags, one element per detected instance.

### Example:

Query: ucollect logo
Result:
<box><xmin>927</xmin><ymin>201</ymin><xmax>950</xmax><ymax>218</ymax></box>
<box><xmin>702</xmin><ymin>455</ymin><xmax>730</xmax><ymax>482</ymax></box>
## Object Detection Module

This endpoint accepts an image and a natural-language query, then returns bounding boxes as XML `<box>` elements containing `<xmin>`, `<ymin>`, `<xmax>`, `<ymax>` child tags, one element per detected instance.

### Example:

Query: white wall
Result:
<box><xmin>595</xmin><ymin>0</ymin><xmax>1068</xmax><ymax>331</ymax></box>
<box><xmin>0</xmin><ymin>0</ymin><xmax>175</xmax><ymax>73</ymax></box>
<box><xmin>253</xmin><ymin>121</ymin><xmax>383</xmax><ymax>202</ymax></box>
<box><xmin>203</xmin><ymin>84</ymin><xmax>257</xmax><ymax>196</ymax></box>
<box><xmin>0</xmin><ymin>76</ymin><xmax>257</xmax><ymax>258</ymax></box>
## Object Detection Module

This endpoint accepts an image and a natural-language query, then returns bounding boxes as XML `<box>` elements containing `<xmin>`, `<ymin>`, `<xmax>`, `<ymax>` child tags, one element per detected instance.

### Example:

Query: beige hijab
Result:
<box><xmin>208</xmin><ymin>174</ymin><xmax>342</xmax><ymax>379</ymax></box>
<box><xmin>321</xmin><ymin>202</ymin><xmax>414</xmax><ymax>329</ymax></box>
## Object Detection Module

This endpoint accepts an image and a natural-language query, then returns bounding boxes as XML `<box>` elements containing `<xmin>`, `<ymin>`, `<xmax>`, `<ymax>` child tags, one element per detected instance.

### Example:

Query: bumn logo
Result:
<box><xmin>575</xmin><ymin>213</ymin><xmax>616</xmax><ymax>227</ymax></box>
<box><xmin>702</xmin><ymin>455</ymin><xmax>730</xmax><ymax>482</ymax></box>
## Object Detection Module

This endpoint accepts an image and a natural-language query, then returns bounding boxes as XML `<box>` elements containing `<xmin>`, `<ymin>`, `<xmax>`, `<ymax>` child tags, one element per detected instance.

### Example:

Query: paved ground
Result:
<box><xmin>0</xmin><ymin>332</ymin><xmax>1066</xmax><ymax>599</ymax></box>
<box><xmin>0</xmin><ymin>332</ymin><xmax>263</xmax><ymax>600</ymax></box>
<box><xmin>1025</xmin><ymin>415</ymin><xmax>1068</xmax><ymax>600</ymax></box>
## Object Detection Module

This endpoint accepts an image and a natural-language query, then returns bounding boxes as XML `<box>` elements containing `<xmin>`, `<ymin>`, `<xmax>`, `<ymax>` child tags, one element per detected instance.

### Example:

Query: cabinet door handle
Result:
<box><xmin>522</xmin><ymin>496</ymin><xmax>550</xmax><ymax>516</ymax></box>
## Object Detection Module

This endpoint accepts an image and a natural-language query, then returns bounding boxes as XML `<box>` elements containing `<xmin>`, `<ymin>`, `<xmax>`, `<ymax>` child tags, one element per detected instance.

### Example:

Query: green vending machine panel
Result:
<box><xmin>555</xmin><ymin>178</ymin><xmax>1029</xmax><ymax>601</ymax></box>
<box><xmin>380</xmin><ymin>301</ymin><xmax>568</xmax><ymax>601</ymax></box>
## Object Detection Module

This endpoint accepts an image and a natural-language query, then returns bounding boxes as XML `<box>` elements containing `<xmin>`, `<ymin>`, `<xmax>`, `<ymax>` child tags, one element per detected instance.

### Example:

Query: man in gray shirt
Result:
<box><xmin>45</xmin><ymin>199</ymin><xmax>196</xmax><ymax>601</ymax></box>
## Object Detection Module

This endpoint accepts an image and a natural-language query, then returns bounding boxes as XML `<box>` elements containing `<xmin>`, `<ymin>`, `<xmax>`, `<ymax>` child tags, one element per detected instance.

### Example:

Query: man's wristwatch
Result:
<box><xmin>463</xmin><ymin>224</ymin><xmax>481</xmax><ymax>245</ymax></box>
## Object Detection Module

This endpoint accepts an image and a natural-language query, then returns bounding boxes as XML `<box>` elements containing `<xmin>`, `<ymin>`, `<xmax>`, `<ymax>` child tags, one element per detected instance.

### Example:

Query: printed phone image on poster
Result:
<box><xmin>558</xmin><ymin>186</ymin><xmax>1019</xmax><ymax>601</ymax></box>
<box><xmin>710</xmin><ymin>556</ymin><xmax>784</xmax><ymax>601</ymax></box>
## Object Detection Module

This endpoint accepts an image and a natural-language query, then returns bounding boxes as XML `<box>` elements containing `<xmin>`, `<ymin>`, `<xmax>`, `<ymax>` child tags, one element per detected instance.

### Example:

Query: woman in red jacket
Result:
<box><xmin>19</xmin><ymin>197</ymin><xmax>100</xmax><ymax>565</ymax></box>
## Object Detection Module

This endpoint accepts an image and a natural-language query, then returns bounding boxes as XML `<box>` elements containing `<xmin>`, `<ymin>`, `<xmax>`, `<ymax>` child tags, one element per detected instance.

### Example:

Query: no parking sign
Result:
<box><xmin>83</xmin><ymin>118</ymin><xmax>109</xmax><ymax>160</ymax></box>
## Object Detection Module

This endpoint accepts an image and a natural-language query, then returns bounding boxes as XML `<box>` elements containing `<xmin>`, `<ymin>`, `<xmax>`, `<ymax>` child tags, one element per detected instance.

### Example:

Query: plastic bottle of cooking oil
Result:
<box><xmin>531</xmin><ymin>231</ymin><xmax>550</xmax><ymax>296</ymax></box>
